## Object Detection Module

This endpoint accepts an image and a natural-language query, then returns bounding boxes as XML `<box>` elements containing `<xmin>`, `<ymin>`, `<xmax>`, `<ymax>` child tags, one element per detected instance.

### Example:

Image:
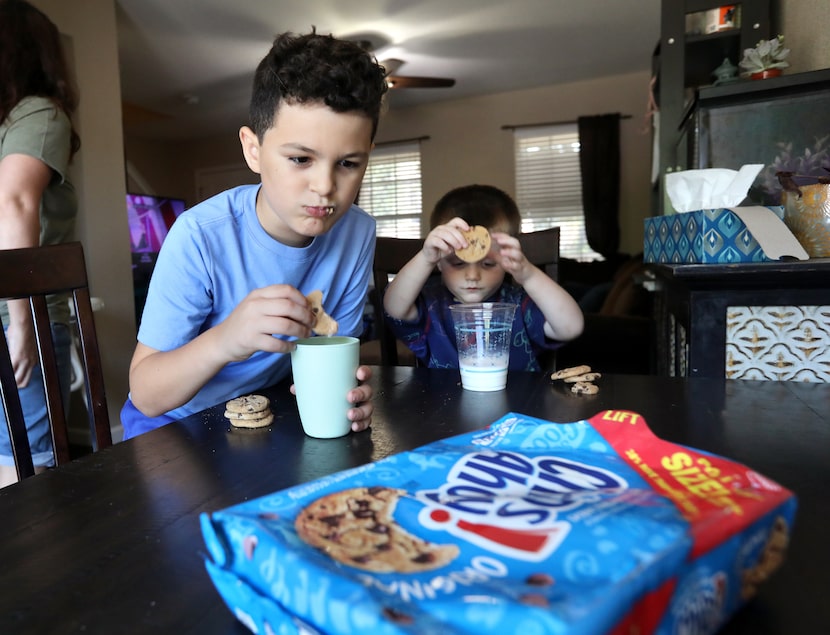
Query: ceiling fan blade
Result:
<box><xmin>380</xmin><ymin>58</ymin><xmax>404</xmax><ymax>77</ymax></box>
<box><xmin>386</xmin><ymin>76</ymin><xmax>456</xmax><ymax>89</ymax></box>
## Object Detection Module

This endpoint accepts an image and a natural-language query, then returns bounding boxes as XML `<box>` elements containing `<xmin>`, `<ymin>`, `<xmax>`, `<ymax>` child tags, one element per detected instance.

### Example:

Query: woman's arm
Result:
<box><xmin>0</xmin><ymin>153</ymin><xmax>53</xmax><ymax>387</ymax></box>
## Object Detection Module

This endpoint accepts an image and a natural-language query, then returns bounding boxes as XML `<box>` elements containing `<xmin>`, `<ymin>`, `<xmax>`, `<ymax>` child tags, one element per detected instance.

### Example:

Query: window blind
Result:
<box><xmin>359</xmin><ymin>142</ymin><xmax>423</xmax><ymax>238</ymax></box>
<box><xmin>514</xmin><ymin>124</ymin><xmax>602</xmax><ymax>261</ymax></box>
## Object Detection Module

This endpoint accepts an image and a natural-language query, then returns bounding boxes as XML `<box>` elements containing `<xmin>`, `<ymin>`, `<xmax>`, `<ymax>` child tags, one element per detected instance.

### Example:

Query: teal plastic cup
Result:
<box><xmin>449</xmin><ymin>302</ymin><xmax>517</xmax><ymax>391</ymax></box>
<box><xmin>290</xmin><ymin>336</ymin><xmax>359</xmax><ymax>438</ymax></box>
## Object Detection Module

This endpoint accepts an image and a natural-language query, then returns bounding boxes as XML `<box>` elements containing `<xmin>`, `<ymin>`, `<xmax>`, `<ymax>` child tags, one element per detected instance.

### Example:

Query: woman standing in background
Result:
<box><xmin>0</xmin><ymin>0</ymin><xmax>81</xmax><ymax>486</ymax></box>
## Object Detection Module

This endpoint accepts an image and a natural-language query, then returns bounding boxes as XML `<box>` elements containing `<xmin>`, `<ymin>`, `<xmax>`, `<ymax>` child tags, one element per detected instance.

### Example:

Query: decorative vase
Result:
<box><xmin>750</xmin><ymin>68</ymin><xmax>782</xmax><ymax>80</ymax></box>
<box><xmin>781</xmin><ymin>183</ymin><xmax>830</xmax><ymax>258</ymax></box>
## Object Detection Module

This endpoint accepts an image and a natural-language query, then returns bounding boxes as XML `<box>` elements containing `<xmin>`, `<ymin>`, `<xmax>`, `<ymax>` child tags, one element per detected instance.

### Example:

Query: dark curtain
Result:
<box><xmin>577</xmin><ymin>113</ymin><xmax>621</xmax><ymax>258</ymax></box>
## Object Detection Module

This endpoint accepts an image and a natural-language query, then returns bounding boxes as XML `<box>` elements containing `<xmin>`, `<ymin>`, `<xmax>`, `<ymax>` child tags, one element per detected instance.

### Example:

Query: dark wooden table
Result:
<box><xmin>1</xmin><ymin>368</ymin><xmax>828</xmax><ymax>634</ymax></box>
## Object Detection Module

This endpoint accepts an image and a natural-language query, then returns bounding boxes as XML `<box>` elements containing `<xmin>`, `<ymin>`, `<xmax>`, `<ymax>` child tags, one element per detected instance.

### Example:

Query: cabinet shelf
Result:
<box><xmin>685</xmin><ymin>28</ymin><xmax>741</xmax><ymax>44</ymax></box>
<box><xmin>654</xmin><ymin>0</ymin><xmax>773</xmax><ymax>213</ymax></box>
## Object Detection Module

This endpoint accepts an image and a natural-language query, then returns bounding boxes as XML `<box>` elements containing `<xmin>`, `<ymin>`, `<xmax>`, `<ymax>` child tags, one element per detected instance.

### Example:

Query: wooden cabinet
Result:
<box><xmin>654</xmin><ymin>0</ymin><xmax>772</xmax><ymax>213</ymax></box>
<box><xmin>650</xmin><ymin>259</ymin><xmax>830</xmax><ymax>380</ymax></box>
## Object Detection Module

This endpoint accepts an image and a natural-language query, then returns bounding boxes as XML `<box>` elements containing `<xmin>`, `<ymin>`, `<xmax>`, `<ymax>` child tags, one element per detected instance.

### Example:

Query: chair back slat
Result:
<box><xmin>0</xmin><ymin>242</ymin><xmax>112</xmax><ymax>480</ymax></box>
<box><xmin>72</xmin><ymin>288</ymin><xmax>110</xmax><ymax>451</ymax></box>
<box><xmin>0</xmin><ymin>330</ymin><xmax>35</xmax><ymax>477</ymax></box>
<box><xmin>30</xmin><ymin>294</ymin><xmax>72</xmax><ymax>464</ymax></box>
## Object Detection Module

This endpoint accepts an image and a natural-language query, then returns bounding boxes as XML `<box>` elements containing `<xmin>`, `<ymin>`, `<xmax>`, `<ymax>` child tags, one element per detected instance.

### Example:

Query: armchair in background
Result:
<box><xmin>556</xmin><ymin>253</ymin><xmax>656</xmax><ymax>374</ymax></box>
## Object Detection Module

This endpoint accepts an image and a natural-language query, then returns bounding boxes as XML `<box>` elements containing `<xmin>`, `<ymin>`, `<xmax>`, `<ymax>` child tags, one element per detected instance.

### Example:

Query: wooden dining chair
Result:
<box><xmin>518</xmin><ymin>226</ymin><xmax>560</xmax><ymax>281</ymax></box>
<box><xmin>0</xmin><ymin>242</ymin><xmax>112</xmax><ymax>481</ymax></box>
<box><xmin>516</xmin><ymin>226</ymin><xmax>561</xmax><ymax>371</ymax></box>
<box><xmin>359</xmin><ymin>236</ymin><xmax>423</xmax><ymax>366</ymax></box>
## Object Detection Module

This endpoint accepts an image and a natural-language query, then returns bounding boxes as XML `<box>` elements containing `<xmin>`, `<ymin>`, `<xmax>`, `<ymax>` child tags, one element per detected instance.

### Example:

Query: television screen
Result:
<box><xmin>127</xmin><ymin>193</ymin><xmax>187</xmax><ymax>326</ymax></box>
<box><xmin>126</xmin><ymin>193</ymin><xmax>187</xmax><ymax>254</ymax></box>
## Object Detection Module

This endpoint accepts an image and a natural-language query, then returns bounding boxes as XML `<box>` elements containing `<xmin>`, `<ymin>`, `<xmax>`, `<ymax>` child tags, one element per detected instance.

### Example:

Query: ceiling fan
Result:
<box><xmin>348</xmin><ymin>36</ymin><xmax>455</xmax><ymax>90</ymax></box>
<box><xmin>379</xmin><ymin>57</ymin><xmax>456</xmax><ymax>89</ymax></box>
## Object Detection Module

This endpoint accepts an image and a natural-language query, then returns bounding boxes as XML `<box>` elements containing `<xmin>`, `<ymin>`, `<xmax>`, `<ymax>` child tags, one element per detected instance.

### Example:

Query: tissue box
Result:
<box><xmin>644</xmin><ymin>207</ymin><xmax>784</xmax><ymax>264</ymax></box>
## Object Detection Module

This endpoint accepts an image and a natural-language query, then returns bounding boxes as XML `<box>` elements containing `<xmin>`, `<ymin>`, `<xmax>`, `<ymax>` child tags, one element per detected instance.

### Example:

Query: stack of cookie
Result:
<box><xmin>224</xmin><ymin>394</ymin><xmax>273</xmax><ymax>428</ymax></box>
<box><xmin>550</xmin><ymin>365</ymin><xmax>601</xmax><ymax>394</ymax></box>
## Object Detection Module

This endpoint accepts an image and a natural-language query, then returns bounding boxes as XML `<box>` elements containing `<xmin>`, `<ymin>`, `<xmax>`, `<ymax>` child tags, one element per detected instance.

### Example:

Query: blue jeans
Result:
<box><xmin>0</xmin><ymin>323</ymin><xmax>72</xmax><ymax>468</ymax></box>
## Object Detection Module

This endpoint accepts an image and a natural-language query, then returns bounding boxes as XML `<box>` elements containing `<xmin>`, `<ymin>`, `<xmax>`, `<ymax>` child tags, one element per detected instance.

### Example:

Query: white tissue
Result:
<box><xmin>665</xmin><ymin>165</ymin><xmax>764</xmax><ymax>213</ymax></box>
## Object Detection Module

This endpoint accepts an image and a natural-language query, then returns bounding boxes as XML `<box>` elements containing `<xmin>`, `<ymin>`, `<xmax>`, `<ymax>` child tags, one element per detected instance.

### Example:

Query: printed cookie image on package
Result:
<box><xmin>200</xmin><ymin>411</ymin><xmax>796</xmax><ymax>635</ymax></box>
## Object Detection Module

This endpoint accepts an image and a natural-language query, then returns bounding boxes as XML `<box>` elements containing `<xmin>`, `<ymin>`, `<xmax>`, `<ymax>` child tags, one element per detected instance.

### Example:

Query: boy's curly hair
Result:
<box><xmin>430</xmin><ymin>184</ymin><xmax>522</xmax><ymax>236</ymax></box>
<box><xmin>249</xmin><ymin>29</ymin><xmax>388</xmax><ymax>141</ymax></box>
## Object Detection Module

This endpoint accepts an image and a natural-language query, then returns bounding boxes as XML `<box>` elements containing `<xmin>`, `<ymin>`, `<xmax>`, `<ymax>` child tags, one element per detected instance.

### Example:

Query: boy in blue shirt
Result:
<box><xmin>122</xmin><ymin>31</ymin><xmax>388</xmax><ymax>438</ymax></box>
<box><xmin>383</xmin><ymin>184</ymin><xmax>584</xmax><ymax>370</ymax></box>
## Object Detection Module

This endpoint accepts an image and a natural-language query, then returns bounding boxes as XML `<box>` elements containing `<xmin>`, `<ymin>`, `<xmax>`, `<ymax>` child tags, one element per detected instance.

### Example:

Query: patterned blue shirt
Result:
<box><xmin>384</xmin><ymin>281</ymin><xmax>562</xmax><ymax>371</ymax></box>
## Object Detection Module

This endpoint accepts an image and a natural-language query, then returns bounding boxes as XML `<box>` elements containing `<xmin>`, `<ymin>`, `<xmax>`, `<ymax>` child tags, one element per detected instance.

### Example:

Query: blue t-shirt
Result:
<box><xmin>385</xmin><ymin>281</ymin><xmax>561</xmax><ymax>371</ymax></box>
<box><xmin>124</xmin><ymin>184</ymin><xmax>375</xmax><ymax>435</ymax></box>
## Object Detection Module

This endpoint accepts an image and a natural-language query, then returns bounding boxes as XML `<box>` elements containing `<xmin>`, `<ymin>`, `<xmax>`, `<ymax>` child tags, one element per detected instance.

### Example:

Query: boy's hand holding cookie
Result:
<box><xmin>306</xmin><ymin>290</ymin><xmax>338</xmax><ymax>336</ymax></box>
<box><xmin>421</xmin><ymin>217</ymin><xmax>494</xmax><ymax>265</ymax></box>
<box><xmin>218</xmin><ymin>285</ymin><xmax>315</xmax><ymax>360</ymax></box>
<box><xmin>419</xmin><ymin>218</ymin><xmax>468</xmax><ymax>264</ymax></box>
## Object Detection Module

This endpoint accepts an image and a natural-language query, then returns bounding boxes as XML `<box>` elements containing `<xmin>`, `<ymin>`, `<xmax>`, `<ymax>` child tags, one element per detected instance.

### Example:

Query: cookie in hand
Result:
<box><xmin>306</xmin><ymin>290</ymin><xmax>338</xmax><ymax>336</ymax></box>
<box><xmin>455</xmin><ymin>226</ymin><xmax>491</xmax><ymax>263</ymax></box>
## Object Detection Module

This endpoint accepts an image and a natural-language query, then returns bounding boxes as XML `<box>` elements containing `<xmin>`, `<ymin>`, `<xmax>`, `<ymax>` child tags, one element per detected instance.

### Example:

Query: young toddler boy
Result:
<box><xmin>122</xmin><ymin>30</ymin><xmax>388</xmax><ymax>438</ymax></box>
<box><xmin>383</xmin><ymin>184</ymin><xmax>584</xmax><ymax>370</ymax></box>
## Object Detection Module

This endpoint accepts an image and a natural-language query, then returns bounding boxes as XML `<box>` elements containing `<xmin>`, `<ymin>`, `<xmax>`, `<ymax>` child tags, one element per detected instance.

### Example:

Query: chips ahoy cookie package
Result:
<box><xmin>200</xmin><ymin>411</ymin><xmax>796</xmax><ymax>634</ymax></box>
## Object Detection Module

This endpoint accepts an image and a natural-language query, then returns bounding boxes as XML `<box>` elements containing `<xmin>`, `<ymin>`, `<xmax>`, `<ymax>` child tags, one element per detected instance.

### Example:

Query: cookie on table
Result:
<box><xmin>563</xmin><ymin>372</ymin><xmax>602</xmax><ymax>383</ymax></box>
<box><xmin>295</xmin><ymin>486</ymin><xmax>459</xmax><ymax>573</ymax></box>
<box><xmin>306</xmin><ymin>290</ymin><xmax>338</xmax><ymax>336</ymax></box>
<box><xmin>225</xmin><ymin>394</ymin><xmax>269</xmax><ymax>415</ymax></box>
<box><xmin>551</xmin><ymin>365</ymin><xmax>601</xmax><ymax>395</ymax></box>
<box><xmin>570</xmin><ymin>381</ymin><xmax>599</xmax><ymax>395</ymax></box>
<box><xmin>550</xmin><ymin>365</ymin><xmax>592</xmax><ymax>380</ymax></box>
<box><xmin>225</xmin><ymin>412</ymin><xmax>274</xmax><ymax>429</ymax></box>
<box><xmin>455</xmin><ymin>225</ymin><xmax>491</xmax><ymax>263</ymax></box>
<box><xmin>224</xmin><ymin>394</ymin><xmax>272</xmax><ymax>428</ymax></box>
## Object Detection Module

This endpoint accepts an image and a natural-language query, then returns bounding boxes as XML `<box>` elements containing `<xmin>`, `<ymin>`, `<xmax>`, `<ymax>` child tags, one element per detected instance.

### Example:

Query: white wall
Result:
<box><xmin>779</xmin><ymin>0</ymin><xmax>830</xmax><ymax>74</ymax></box>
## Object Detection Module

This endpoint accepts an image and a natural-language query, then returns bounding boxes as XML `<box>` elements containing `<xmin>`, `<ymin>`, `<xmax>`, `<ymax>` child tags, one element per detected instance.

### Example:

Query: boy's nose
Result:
<box><xmin>465</xmin><ymin>265</ymin><xmax>481</xmax><ymax>280</ymax></box>
<box><xmin>309</xmin><ymin>168</ymin><xmax>335</xmax><ymax>196</ymax></box>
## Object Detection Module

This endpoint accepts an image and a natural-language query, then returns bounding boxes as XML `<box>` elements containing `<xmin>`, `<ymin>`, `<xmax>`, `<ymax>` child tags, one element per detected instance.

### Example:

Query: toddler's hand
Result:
<box><xmin>421</xmin><ymin>217</ymin><xmax>470</xmax><ymax>264</ymax></box>
<box><xmin>492</xmin><ymin>233</ymin><xmax>533</xmax><ymax>283</ymax></box>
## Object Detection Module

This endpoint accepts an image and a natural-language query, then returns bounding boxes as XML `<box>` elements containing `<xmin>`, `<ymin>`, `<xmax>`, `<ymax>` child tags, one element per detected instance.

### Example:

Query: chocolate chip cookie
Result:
<box><xmin>295</xmin><ymin>486</ymin><xmax>459</xmax><ymax>572</ymax></box>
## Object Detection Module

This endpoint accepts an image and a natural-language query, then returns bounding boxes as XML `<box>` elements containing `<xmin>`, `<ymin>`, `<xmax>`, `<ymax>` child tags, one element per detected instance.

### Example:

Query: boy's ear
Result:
<box><xmin>239</xmin><ymin>126</ymin><xmax>262</xmax><ymax>174</ymax></box>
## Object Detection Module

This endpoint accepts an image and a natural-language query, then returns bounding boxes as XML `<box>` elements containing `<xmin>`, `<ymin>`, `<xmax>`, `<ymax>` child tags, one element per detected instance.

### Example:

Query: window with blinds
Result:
<box><xmin>358</xmin><ymin>142</ymin><xmax>422</xmax><ymax>238</ymax></box>
<box><xmin>514</xmin><ymin>124</ymin><xmax>603</xmax><ymax>261</ymax></box>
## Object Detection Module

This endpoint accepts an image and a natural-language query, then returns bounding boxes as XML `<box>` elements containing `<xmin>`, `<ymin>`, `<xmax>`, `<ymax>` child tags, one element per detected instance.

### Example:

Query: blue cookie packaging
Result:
<box><xmin>200</xmin><ymin>411</ymin><xmax>796</xmax><ymax>634</ymax></box>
